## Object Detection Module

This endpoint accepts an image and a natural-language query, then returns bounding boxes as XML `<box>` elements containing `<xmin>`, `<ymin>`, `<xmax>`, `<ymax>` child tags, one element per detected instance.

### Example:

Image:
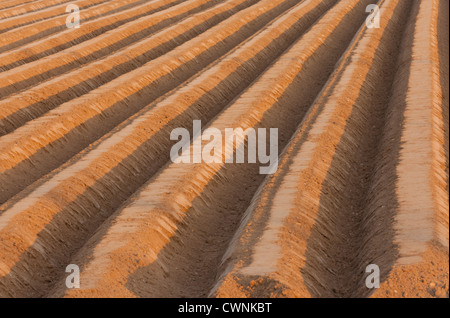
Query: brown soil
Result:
<box><xmin>372</xmin><ymin>241</ymin><xmax>449</xmax><ymax>298</ymax></box>
<box><xmin>0</xmin><ymin>0</ymin><xmax>447</xmax><ymax>298</ymax></box>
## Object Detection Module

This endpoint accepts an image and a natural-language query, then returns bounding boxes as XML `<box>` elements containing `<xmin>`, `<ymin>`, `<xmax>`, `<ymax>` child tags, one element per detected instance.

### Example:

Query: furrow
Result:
<box><xmin>371</xmin><ymin>0</ymin><xmax>449</xmax><ymax>297</ymax></box>
<box><xmin>0</xmin><ymin>0</ymin><xmax>183</xmax><ymax>53</ymax></box>
<box><xmin>0</xmin><ymin>0</ymin><xmax>259</xmax><ymax>134</ymax></box>
<box><xmin>37</xmin><ymin>0</ymin><xmax>373</xmax><ymax>298</ymax></box>
<box><xmin>0</xmin><ymin>0</ymin><xmax>301</xmax><ymax>205</ymax></box>
<box><xmin>217</xmin><ymin>2</ymin><xmax>448</xmax><ymax>297</ymax></box>
<box><xmin>381</xmin><ymin>0</ymin><xmax>449</xmax><ymax>261</ymax></box>
<box><xmin>211</xmin><ymin>0</ymin><xmax>413</xmax><ymax>298</ymax></box>
<box><xmin>0</xmin><ymin>0</ymin><xmax>184</xmax><ymax>70</ymax></box>
<box><xmin>0</xmin><ymin>0</ymin><xmax>330</xmax><ymax>297</ymax></box>
<box><xmin>437</xmin><ymin>0</ymin><xmax>449</xmax><ymax>247</ymax></box>
<box><xmin>0</xmin><ymin>0</ymin><xmax>222</xmax><ymax>96</ymax></box>
<box><xmin>0</xmin><ymin>0</ymin><xmax>444</xmax><ymax>300</ymax></box>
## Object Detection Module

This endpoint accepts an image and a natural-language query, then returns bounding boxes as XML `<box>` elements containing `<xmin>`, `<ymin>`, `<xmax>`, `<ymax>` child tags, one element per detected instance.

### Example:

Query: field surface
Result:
<box><xmin>0</xmin><ymin>0</ymin><xmax>448</xmax><ymax>298</ymax></box>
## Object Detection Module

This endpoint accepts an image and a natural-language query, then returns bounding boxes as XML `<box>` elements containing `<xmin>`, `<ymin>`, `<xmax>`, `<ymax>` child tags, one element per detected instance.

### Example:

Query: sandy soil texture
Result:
<box><xmin>0</xmin><ymin>0</ymin><xmax>447</xmax><ymax>298</ymax></box>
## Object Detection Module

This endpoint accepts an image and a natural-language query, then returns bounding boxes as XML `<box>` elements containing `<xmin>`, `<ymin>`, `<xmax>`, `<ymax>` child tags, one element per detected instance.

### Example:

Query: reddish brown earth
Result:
<box><xmin>0</xmin><ymin>0</ymin><xmax>448</xmax><ymax>298</ymax></box>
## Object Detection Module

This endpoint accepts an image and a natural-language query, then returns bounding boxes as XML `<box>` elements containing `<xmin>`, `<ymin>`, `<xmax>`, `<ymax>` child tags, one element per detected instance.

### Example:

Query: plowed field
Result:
<box><xmin>0</xmin><ymin>0</ymin><xmax>448</xmax><ymax>298</ymax></box>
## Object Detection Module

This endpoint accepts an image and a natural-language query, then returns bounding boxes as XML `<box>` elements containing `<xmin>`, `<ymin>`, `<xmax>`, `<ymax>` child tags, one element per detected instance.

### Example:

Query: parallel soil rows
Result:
<box><xmin>0</xmin><ymin>0</ymin><xmax>183</xmax><ymax>53</ymax></box>
<box><xmin>0</xmin><ymin>0</ymin><xmax>39</xmax><ymax>11</ymax></box>
<box><xmin>0</xmin><ymin>0</ymin><xmax>299</xmax><ymax>205</ymax></box>
<box><xmin>0</xmin><ymin>0</ymin><xmax>112</xmax><ymax>32</ymax></box>
<box><xmin>214</xmin><ymin>0</ymin><xmax>410</xmax><ymax>298</ymax></box>
<box><xmin>53</xmin><ymin>0</ymin><xmax>374</xmax><ymax>297</ymax></box>
<box><xmin>0</xmin><ymin>0</ymin><xmax>74</xmax><ymax>19</ymax></box>
<box><xmin>0</xmin><ymin>0</ymin><xmax>222</xmax><ymax>96</ymax></box>
<box><xmin>0</xmin><ymin>0</ymin><xmax>258</xmax><ymax>134</ymax></box>
<box><xmin>0</xmin><ymin>0</ymin><xmax>447</xmax><ymax>298</ymax></box>
<box><xmin>214</xmin><ymin>0</ymin><xmax>449</xmax><ymax>298</ymax></box>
